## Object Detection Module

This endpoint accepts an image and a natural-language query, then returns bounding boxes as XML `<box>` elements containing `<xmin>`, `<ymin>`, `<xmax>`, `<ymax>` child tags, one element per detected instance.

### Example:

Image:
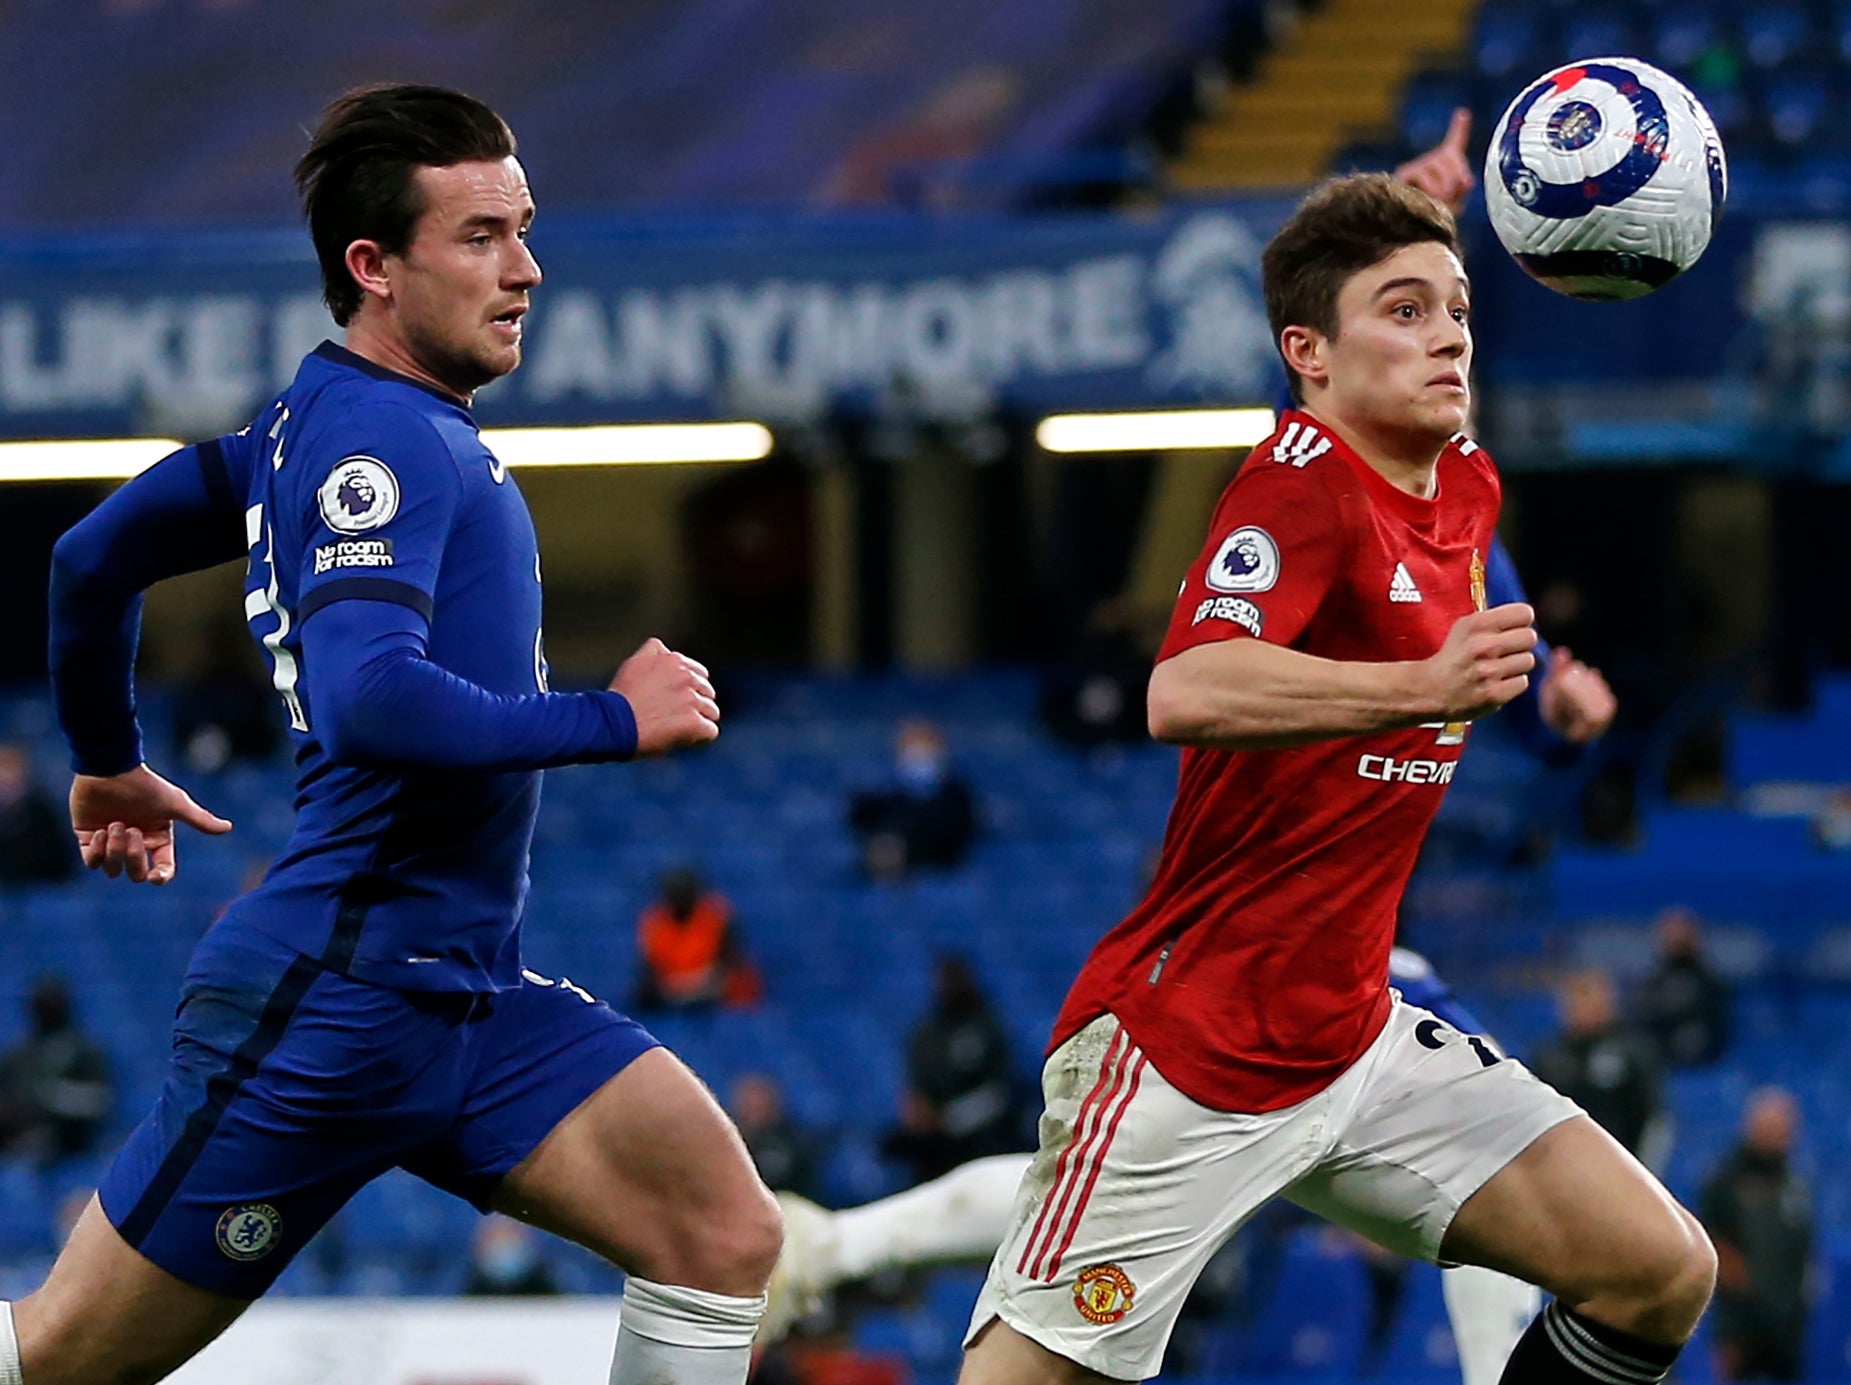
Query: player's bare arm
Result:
<box><xmin>612</xmin><ymin>637</ymin><xmax>722</xmax><ymax>755</ymax></box>
<box><xmin>1147</xmin><ymin>601</ymin><xmax>1536</xmax><ymax>751</ymax></box>
<box><xmin>68</xmin><ymin>764</ymin><xmax>232</xmax><ymax>886</ymax></box>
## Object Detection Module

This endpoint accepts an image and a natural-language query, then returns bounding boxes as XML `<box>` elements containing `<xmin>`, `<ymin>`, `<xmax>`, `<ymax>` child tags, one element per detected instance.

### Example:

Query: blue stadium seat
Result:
<box><xmin>1740</xmin><ymin>4</ymin><xmax>1813</xmax><ymax>69</ymax></box>
<box><xmin>1474</xmin><ymin>6</ymin><xmax>1545</xmax><ymax>78</ymax></box>
<box><xmin>1651</xmin><ymin>6</ymin><xmax>1724</xmax><ymax>69</ymax></box>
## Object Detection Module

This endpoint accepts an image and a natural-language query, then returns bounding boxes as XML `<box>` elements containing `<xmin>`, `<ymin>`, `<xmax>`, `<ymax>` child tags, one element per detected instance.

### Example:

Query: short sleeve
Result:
<box><xmin>294</xmin><ymin>404</ymin><xmax>465</xmax><ymax>626</ymax></box>
<box><xmin>1156</xmin><ymin>460</ymin><xmax>1347</xmax><ymax>662</ymax></box>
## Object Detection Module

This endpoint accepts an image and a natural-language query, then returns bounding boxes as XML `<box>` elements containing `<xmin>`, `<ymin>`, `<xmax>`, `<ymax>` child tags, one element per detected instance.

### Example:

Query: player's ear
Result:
<box><xmin>343</xmin><ymin>239</ymin><xmax>394</xmax><ymax>308</ymax></box>
<box><xmin>1280</xmin><ymin>326</ymin><xmax>1328</xmax><ymax>391</ymax></box>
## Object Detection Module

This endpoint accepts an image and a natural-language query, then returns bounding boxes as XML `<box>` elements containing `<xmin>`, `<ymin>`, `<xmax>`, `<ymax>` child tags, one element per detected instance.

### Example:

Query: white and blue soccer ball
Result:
<box><xmin>1484</xmin><ymin>57</ymin><xmax>1727</xmax><ymax>301</ymax></box>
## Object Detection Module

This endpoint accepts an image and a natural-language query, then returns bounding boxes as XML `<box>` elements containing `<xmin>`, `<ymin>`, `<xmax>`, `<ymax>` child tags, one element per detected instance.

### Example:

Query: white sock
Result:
<box><xmin>830</xmin><ymin>1152</ymin><xmax>1031</xmax><ymax>1282</ymax></box>
<box><xmin>609</xmin><ymin>1278</ymin><xmax>765</xmax><ymax>1385</ymax></box>
<box><xmin>1442</xmin><ymin>1264</ymin><xmax>1542</xmax><ymax>1385</ymax></box>
<box><xmin>0</xmin><ymin>1302</ymin><xmax>21</xmax><ymax>1385</ymax></box>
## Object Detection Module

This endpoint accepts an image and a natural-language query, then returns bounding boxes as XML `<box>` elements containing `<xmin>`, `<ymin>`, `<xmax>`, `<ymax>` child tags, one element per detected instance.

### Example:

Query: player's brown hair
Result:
<box><xmin>1262</xmin><ymin>173</ymin><xmax>1461</xmax><ymax>403</ymax></box>
<box><xmin>294</xmin><ymin>84</ymin><xmax>518</xmax><ymax>326</ymax></box>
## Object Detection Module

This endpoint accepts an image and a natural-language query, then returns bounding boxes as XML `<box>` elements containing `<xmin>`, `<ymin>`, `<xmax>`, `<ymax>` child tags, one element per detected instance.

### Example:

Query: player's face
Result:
<box><xmin>1318</xmin><ymin>241</ymin><xmax>1472</xmax><ymax>442</ymax></box>
<box><xmin>390</xmin><ymin>157</ymin><xmax>541</xmax><ymax>395</ymax></box>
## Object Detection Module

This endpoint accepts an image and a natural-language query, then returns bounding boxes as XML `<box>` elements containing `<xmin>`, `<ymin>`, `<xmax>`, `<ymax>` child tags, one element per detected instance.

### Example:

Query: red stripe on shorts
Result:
<box><xmin>1044</xmin><ymin>1051</ymin><xmax>1147</xmax><ymax>1280</ymax></box>
<box><xmin>1016</xmin><ymin>1026</ymin><xmax>1129</xmax><ymax>1279</ymax></box>
<box><xmin>1029</xmin><ymin>1029</ymin><xmax>1125</xmax><ymax>1273</ymax></box>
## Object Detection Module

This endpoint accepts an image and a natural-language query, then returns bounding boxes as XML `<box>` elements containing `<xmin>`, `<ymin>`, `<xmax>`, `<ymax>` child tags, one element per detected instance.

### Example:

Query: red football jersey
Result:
<box><xmin>1051</xmin><ymin>410</ymin><xmax>1503</xmax><ymax>1114</ymax></box>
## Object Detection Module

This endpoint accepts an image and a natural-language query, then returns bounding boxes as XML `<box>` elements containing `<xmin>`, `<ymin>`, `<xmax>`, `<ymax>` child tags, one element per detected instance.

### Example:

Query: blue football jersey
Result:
<box><xmin>224</xmin><ymin>343</ymin><xmax>552</xmax><ymax>991</ymax></box>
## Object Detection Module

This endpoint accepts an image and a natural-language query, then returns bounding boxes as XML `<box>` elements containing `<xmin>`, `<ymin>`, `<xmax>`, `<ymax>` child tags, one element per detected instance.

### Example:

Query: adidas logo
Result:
<box><xmin>1389</xmin><ymin>563</ymin><xmax>1422</xmax><ymax>604</ymax></box>
<box><xmin>1271</xmin><ymin>421</ymin><xmax>1333</xmax><ymax>469</ymax></box>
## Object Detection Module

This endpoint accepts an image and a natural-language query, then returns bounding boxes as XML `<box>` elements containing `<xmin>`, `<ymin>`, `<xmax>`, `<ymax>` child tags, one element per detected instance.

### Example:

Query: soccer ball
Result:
<box><xmin>1484</xmin><ymin>57</ymin><xmax>1727</xmax><ymax>301</ymax></box>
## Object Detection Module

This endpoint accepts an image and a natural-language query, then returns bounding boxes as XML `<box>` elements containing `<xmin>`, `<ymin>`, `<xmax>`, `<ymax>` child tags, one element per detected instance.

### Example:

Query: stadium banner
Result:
<box><xmin>0</xmin><ymin>200</ymin><xmax>1754</xmax><ymax>439</ymax></box>
<box><xmin>165</xmin><ymin>1297</ymin><xmax>617</xmax><ymax>1385</ymax></box>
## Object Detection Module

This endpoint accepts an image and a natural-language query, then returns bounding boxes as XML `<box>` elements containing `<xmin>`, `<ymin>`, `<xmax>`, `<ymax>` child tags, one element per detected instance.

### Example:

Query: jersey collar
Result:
<box><xmin>1281</xmin><ymin>408</ymin><xmax>1446</xmax><ymax>530</ymax></box>
<box><xmin>313</xmin><ymin>341</ymin><xmax>475</xmax><ymax>414</ymax></box>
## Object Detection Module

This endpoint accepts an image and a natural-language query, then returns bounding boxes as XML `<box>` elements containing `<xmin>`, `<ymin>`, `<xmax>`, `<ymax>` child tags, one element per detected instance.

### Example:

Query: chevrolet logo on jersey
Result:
<box><xmin>1357</xmin><ymin>754</ymin><xmax>1458</xmax><ymax>785</ymax></box>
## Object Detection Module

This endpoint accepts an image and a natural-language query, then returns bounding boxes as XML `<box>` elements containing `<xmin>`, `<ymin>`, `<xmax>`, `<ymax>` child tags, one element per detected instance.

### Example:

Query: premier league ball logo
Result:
<box><xmin>1205</xmin><ymin>526</ymin><xmax>1280</xmax><ymax>595</ymax></box>
<box><xmin>317</xmin><ymin>456</ymin><xmax>401</xmax><ymax>535</ymax></box>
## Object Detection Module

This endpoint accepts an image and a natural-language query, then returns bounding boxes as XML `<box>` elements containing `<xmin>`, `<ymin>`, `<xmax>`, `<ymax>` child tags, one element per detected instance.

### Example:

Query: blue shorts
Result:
<box><xmin>98</xmin><ymin>925</ymin><xmax>658</xmax><ymax>1297</ymax></box>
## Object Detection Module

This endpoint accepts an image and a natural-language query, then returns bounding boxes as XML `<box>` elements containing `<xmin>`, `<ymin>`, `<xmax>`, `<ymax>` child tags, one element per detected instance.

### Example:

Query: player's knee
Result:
<box><xmin>725</xmin><ymin>1182</ymin><xmax>784</xmax><ymax>1288</ymax></box>
<box><xmin>668</xmin><ymin>1181</ymin><xmax>782</xmax><ymax>1294</ymax></box>
<box><xmin>1596</xmin><ymin>1205</ymin><xmax>1715</xmax><ymax>1340</ymax></box>
<box><xmin>1657</xmin><ymin>1209</ymin><xmax>1717</xmax><ymax>1330</ymax></box>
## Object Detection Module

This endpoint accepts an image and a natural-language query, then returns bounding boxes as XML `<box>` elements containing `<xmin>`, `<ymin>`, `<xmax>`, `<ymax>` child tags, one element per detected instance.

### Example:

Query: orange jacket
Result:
<box><xmin>638</xmin><ymin>895</ymin><xmax>732</xmax><ymax>999</ymax></box>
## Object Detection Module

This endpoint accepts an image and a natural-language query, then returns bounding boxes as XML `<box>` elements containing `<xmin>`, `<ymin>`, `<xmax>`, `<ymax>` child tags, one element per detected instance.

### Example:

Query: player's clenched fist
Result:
<box><xmin>1422</xmin><ymin>602</ymin><xmax>1538</xmax><ymax>723</ymax></box>
<box><xmin>611</xmin><ymin>637</ymin><xmax>721</xmax><ymax>756</ymax></box>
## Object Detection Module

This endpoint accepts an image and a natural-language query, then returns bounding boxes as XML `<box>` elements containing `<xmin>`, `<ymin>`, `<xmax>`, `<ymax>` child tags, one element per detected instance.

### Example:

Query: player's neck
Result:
<box><xmin>1298</xmin><ymin>404</ymin><xmax>1442</xmax><ymax>500</ymax></box>
<box><xmin>343</xmin><ymin>322</ymin><xmax>474</xmax><ymax>406</ymax></box>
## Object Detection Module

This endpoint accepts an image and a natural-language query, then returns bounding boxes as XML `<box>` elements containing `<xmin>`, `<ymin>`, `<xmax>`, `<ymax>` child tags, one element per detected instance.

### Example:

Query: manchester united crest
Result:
<box><xmin>1469</xmin><ymin>549</ymin><xmax>1487</xmax><ymax>612</ymax></box>
<box><xmin>1073</xmin><ymin>1263</ymin><xmax>1136</xmax><ymax>1324</ymax></box>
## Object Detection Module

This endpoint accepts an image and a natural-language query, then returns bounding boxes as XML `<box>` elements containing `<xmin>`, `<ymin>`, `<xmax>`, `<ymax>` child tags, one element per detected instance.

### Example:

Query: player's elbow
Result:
<box><xmin>1146</xmin><ymin>663</ymin><xmax>1206</xmax><ymax>745</ymax></box>
<box><xmin>312</xmin><ymin>684</ymin><xmax>399</xmax><ymax>769</ymax></box>
<box><xmin>49</xmin><ymin>522</ymin><xmax>105</xmax><ymax>595</ymax></box>
<box><xmin>315</xmin><ymin>708</ymin><xmax>385</xmax><ymax>768</ymax></box>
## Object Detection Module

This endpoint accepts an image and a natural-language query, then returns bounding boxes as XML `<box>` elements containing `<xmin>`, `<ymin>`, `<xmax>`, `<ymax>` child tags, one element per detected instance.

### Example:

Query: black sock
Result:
<box><xmin>1500</xmin><ymin>1300</ymin><xmax>1683</xmax><ymax>1385</ymax></box>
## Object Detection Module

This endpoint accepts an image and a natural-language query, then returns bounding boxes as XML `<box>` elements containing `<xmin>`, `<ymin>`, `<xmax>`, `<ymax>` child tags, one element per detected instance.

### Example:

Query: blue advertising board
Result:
<box><xmin>0</xmin><ymin>198</ymin><xmax>1765</xmax><ymax>439</ymax></box>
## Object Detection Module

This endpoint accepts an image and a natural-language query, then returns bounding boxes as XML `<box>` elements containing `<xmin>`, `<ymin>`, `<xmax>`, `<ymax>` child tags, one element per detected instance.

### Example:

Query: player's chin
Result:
<box><xmin>1416</xmin><ymin>391</ymin><xmax>1470</xmax><ymax>433</ymax></box>
<box><xmin>475</xmin><ymin>337</ymin><xmax>524</xmax><ymax>380</ymax></box>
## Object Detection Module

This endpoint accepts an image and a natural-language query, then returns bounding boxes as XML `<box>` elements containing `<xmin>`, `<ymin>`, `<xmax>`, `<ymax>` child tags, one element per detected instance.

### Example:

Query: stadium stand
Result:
<box><xmin>3</xmin><ymin>666</ymin><xmax>1851</xmax><ymax>1377</ymax></box>
<box><xmin>0</xmin><ymin>0</ymin><xmax>1261</xmax><ymax>225</ymax></box>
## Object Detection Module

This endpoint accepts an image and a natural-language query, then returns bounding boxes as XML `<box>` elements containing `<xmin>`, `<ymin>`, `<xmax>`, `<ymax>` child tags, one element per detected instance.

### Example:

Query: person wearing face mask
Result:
<box><xmin>882</xmin><ymin>956</ymin><xmax>1020</xmax><ymax>1187</ymax></box>
<box><xmin>463</xmin><ymin>1216</ymin><xmax>560</xmax><ymax>1297</ymax></box>
<box><xmin>848</xmin><ymin>720</ymin><xmax>979</xmax><ymax>880</ymax></box>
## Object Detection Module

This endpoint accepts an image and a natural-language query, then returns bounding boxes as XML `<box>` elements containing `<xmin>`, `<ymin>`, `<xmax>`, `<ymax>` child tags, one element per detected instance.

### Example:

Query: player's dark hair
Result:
<box><xmin>1262</xmin><ymin>174</ymin><xmax>1461</xmax><ymax>403</ymax></box>
<box><xmin>295</xmin><ymin>84</ymin><xmax>517</xmax><ymax>326</ymax></box>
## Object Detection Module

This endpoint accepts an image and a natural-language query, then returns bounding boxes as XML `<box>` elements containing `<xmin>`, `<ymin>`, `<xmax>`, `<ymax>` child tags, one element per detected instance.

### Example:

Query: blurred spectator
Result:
<box><xmin>633</xmin><ymin>867</ymin><xmax>760</xmax><ymax>1013</ymax></box>
<box><xmin>1812</xmin><ymin>787</ymin><xmax>1851</xmax><ymax>850</ymax></box>
<box><xmin>1039</xmin><ymin>601</ymin><xmax>1152</xmax><ymax>747</ymax></box>
<box><xmin>1638</xmin><ymin>907</ymin><xmax>1731</xmax><ymax>1066</ymax></box>
<box><xmin>170</xmin><ymin>622</ymin><xmax>281</xmax><ymax>775</ymax></box>
<box><xmin>883</xmin><ymin>956</ymin><xmax>1018</xmax><ymax>1185</ymax></box>
<box><xmin>1531</xmin><ymin>969</ymin><xmax>1665</xmax><ymax>1162</ymax></box>
<box><xmin>0</xmin><ymin>976</ymin><xmax>113</xmax><ymax>1162</ymax></box>
<box><xmin>730</xmin><ymin>1072</ymin><xmax>820</xmax><ymax>1202</ymax></box>
<box><xmin>849</xmin><ymin>721</ymin><xmax>978</xmax><ymax>880</ymax></box>
<box><xmin>1703</xmin><ymin>1088</ymin><xmax>1813</xmax><ymax>1382</ymax></box>
<box><xmin>463</xmin><ymin>1216</ymin><xmax>559</xmax><ymax>1297</ymax></box>
<box><xmin>0</xmin><ymin>744</ymin><xmax>76</xmax><ymax>887</ymax></box>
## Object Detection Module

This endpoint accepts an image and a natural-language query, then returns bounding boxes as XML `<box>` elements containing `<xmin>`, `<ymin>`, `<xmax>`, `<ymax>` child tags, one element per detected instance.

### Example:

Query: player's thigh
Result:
<box><xmin>13</xmin><ymin>1196</ymin><xmax>248</xmax><ymax>1385</ymax></box>
<box><xmin>1283</xmin><ymin>998</ymin><xmax>1581</xmax><ymax>1264</ymax></box>
<box><xmin>1438</xmin><ymin>1114</ymin><xmax>1712</xmax><ymax>1307</ymax></box>
<box><xmin>962</xmin><ymin>1316</ymin><xmax>1133</xmax><ymax>1385</ymax></box>
<box><xmin>965</xmin><ymin>1014</ymin><xmax>1329</xmax><ymax>1385</ymax></box>
<box><xmin>429</xmin><ymin>970</ymin><xmax>779</xmax><ymax>1294</ymax></box>
<box><xmin>495</xmin><ymin>1048</ymin><xmax>779</xmax><ymax>1293</ymax></box>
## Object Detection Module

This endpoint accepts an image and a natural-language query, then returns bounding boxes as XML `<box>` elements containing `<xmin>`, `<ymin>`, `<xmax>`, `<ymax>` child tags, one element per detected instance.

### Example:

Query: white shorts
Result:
<box><xmin>965</xmin><ymin>996</ymin><xmax>1582</xmax><ymax>1381</ymax></box>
